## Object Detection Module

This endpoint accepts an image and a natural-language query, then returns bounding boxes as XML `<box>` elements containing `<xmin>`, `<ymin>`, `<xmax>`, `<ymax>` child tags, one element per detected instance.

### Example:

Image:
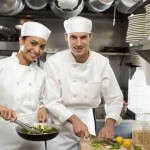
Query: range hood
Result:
<box><xmin>134</xmin><ymin>38</ymin><xmax>150</xmax><ymax>64</ymax></box>
<box><xmin>136</xmin><ymin>49</ymin><xmax>150</xmax><ymax>64</ymax></box>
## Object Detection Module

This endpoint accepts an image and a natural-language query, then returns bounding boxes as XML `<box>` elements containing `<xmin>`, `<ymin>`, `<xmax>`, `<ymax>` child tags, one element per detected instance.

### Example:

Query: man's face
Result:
<box><xmin>65</xmin><ymin>32</ymin><xmax>92</xmax><ymax>61</ymax></box>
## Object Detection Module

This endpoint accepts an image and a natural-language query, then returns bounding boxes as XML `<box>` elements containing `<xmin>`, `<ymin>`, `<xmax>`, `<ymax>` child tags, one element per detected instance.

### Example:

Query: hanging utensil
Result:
<box><xmin>50</xmin><ymin>0</ymin><xmax>84</xmax><ymax>19</ymax></box>
<box><xmin>113</xmin><ymin>5</ymin><xmax>116</xmax><ymax>26</ymax></box>
<box><xmin>0</xmin><ymin>25</ymin><xmax>13</xmax><ymax>41</ymax></box>
<box><xmin>0</xmin><ymin>0</ymin><xmax>25</xmax><ymax>16</ymax></box>
<box><xmin>86</xmin><ymin>0</ymin><xmax>114</xmax><ymax>13</ymax></box>
<box><xmin>25</xmin><ymin>0</ymin><xmax>48</xmax><ymax>10</ymax></box>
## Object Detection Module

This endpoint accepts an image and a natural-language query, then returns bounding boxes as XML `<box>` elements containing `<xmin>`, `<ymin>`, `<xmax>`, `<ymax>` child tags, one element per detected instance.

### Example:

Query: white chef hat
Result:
<box><xmin>64</xmin><ymin>16</ymin><xmax>92</xmax><ymax>34</ymax></box>
<box><xmin>21</xmin><ymin>22</ymin><xmax>51</xmax><ymax>41</ymax></box>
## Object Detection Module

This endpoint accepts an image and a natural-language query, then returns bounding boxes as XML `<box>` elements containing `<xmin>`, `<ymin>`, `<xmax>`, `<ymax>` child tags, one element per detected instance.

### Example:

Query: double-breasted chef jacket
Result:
<box><xmin>44</xmin><ymin>50</ymin><xmax>123</xmax><ymax>150</ymax></box>
<box><xmin>0</xmin><ymin>53</ymin><xmax>45</xmax><ymax>150</ymax></box>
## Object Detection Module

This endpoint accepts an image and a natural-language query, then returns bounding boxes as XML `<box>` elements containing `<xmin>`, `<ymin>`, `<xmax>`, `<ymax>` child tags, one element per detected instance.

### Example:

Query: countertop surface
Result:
<box><xmin>80</xmin><ymin>138</ymin><xmax>144</xmax><ymax>150</ymax></box>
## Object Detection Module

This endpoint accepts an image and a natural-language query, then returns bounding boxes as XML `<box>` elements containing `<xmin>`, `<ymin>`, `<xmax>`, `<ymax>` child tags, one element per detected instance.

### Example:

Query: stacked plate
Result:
<box><xmin>126</xmin><ymin>13</ymin><xmax>145</xmax><ymax>46</ymax></box>
<box><xmin>145</xmin><ymin>4</ymin><xmax>150</xmax><ymax>37</ymax></box>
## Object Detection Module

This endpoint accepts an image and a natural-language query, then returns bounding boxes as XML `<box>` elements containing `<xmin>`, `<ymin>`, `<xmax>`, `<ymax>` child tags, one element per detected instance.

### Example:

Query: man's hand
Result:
<box><xmin>68</xmin><ymin>115</ymin><xmax>89</xmax><ymax>139</ymax></box>
<box><xmin>98</xmin><ymin>118</ymin><xmax>116</xmax><ymax>140</ymax></box>
<box><xmin>0</xmin><ymin>106</ymin><xmax>17</xmax><ymax>122</ymax></box>
<box><xmin>38</xmin><ymin>107</ymin><xmax>47</xmax><ymax>123</ymax></box>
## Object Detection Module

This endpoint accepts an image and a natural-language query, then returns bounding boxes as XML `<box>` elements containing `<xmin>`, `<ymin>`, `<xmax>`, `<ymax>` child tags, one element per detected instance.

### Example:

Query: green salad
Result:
<box><xmin>21</xmin><ymin>124</ymin><xmax>58</xmax><ymax>135</ymax></box>
<box><xmin>91</xmin><ymin>140</ymin><xmax>121</xmax><ymax>149</ymax></box>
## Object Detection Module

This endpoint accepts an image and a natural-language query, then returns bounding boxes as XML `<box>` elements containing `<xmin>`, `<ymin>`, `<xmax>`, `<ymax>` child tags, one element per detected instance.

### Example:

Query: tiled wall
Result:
<box><xmin>128</xmin><ymin>67</ymin><xmax>150</xmax><ymax>121</ymax></box>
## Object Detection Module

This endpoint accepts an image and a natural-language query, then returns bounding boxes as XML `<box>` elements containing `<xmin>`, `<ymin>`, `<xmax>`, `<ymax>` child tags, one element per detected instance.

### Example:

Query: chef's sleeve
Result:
<box><xmin>43</xmin><ymin>58</ymin><xmax>73</xmax><ymax>123</ymax></box>
<box><xmin>38</xmin><ymin>76</ymin><xmax>46</xmax><ymax>109</ymax></box>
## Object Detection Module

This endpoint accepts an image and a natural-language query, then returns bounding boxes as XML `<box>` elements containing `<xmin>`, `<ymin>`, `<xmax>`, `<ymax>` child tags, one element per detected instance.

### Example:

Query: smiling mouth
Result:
<box><xmin>74</xmin><ymin>47</ymin><xmax>83</xmax><ymax>52</ymax></box>
<box><xmin>30</xmin><ymin>52</ymin><xmax>38</xmax><ymax>59</ymax></box>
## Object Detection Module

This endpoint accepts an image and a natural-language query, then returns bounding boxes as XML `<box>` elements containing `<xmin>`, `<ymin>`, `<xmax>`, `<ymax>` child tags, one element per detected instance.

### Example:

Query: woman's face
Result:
<box><xmin>18</xmin><ymin>36</ymin><xmax>46</xmax><ymax>65</ymax></box>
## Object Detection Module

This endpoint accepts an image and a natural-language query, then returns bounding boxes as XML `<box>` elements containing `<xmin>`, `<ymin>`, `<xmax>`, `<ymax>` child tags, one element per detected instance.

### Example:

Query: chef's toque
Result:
<box><xmin>21</xmin><ymin>22</ymin><xmax>51</xmax><ymax>41</ymax></box>
<box><xmin>64</xmin><ymin>16</ymin><xmax>92</xmax><ymax>34</ymax></box>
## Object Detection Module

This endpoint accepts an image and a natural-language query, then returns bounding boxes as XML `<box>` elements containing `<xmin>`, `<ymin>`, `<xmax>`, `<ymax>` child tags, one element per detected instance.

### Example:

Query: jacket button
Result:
<box><xmin>73</xmin><ymin>79</ymin><xmax>76</xmax><ymax>83</ymax></box>
<box><xmin>85</xmin><ymin>80</ymin><xmax>88</xmax><ymax>83</ymax></box>
<box><xmin>72</xmin><ymin>64</ymin><xmax>77</xmax><ymax>68</ymax></box>
<box><xmin>29</xmin><ymin>83</ymin><xmax>32</xmax><ymax>86</ymax></box>
<box><xmin>73</xmin><ymin>94</ymin><xmax>77</xmax><ymax>98</ymax></box>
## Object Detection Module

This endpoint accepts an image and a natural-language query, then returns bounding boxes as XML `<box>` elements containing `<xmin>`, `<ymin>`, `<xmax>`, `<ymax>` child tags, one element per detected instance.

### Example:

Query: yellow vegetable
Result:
<box><xmin>123</xmin><ymin>139</ymin><xmax>132</xmax><ymax>148</ymax></box>
<box><xmin>115</xmin><ymin>136</ymin><xmax>124</xmax><ymax>145</ymax></box>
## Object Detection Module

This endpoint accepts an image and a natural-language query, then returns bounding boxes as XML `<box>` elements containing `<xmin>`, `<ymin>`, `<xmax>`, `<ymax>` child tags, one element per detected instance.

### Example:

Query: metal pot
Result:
<box><xmin>25</xmin><ymin>0</ymin><xmax>48</xmax><ymax>10</ymax></box>
<box><xmin>16</xmin><ymin>122</ymin><xmax>61</xmax><ymax>141</ymax></box>
<box><xmin>86</xmin><ymin>0</ymin><xmax>114</xmax><ymax>12</ymax></box>
<box><xmin>0</xmin><ymin>0</ymin><xmax>25</xmax><ymax>16</ymax></box>
<box><xmin>115</xmin><ymin>0</ymin><xmax>138</xmax><ymax>14</ymax></box>
<box><xmin>0</xmin><ymin>0</ymin><xmax>19</xmax><ymax>13</ymax></box>
<box><xmin>51</xmin><ymin>0</ymin><xmax>84</xmax><ymax>19</ymax></box>
<box><xmin>0</xmin><ymin>25</ymin><xmax>13</xmax><ymax>41</ymax></box>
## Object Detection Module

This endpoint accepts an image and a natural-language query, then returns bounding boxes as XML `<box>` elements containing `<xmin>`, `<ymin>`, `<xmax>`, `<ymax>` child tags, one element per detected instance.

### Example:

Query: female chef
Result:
<box><xmin>0</xmin><ymin>21</ymin><xmax>51</xmax><ymax>150</ymax></box>
<box><xmin>44</xmin><ymin>16</ymin><xmax>123</xmax><ymax>150</ymax></box>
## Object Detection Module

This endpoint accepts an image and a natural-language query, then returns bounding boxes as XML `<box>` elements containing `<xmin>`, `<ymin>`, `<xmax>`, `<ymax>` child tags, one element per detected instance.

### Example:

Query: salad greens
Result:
<box><xmin>21</xmin><ymin>124</ymin><xmax>58</xmax><ymax>135</ymax></box>
<box><xmin>91</xmin><ymin>140</ymin><xmax>121</xmax><ymax>149</ymax></box>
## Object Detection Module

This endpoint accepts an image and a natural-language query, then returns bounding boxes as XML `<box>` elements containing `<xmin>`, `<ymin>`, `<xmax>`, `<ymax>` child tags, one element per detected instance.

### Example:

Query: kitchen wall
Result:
<box><xmin>0</xmin><ymin>15</ymin><xmax>129</xmax><ymax>49</ymax></box>
<box><xmin>0</xmin><ymin>16</ymin><xmax>130</xmax><ymax>97</ymax></box>
<box><xmin>36</xmin><ymin>17</ymin><xmax>130</xmax><ymax>93</ymax></box>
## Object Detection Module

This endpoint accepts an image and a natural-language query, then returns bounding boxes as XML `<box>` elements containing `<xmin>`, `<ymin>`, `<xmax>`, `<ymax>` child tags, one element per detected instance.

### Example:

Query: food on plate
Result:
<box><xmin>91</xmin><ymin>139</ymin><xmax>120</xmax><ymax>149</ymax></box>
<box><xmin>90</xmin><ymin>136</ymin><xmax>143</xmax><ymax>150</ymax></box>
<box><xmin>21</xmin><ymin>124</ymin><xmax>58</xmax><ymax>135</ymax></box>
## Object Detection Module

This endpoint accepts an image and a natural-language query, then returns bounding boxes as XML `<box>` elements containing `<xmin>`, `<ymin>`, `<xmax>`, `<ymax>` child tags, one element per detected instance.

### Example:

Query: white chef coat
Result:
<box><xmin>44</xmin><ymin>50</ymin><xmax>123</xmax><ymax>150</ymax></box>
<box><xmin>0</xmin><ymin>53</ymin><xmax>45</xmax><ymax>150</ymax></box>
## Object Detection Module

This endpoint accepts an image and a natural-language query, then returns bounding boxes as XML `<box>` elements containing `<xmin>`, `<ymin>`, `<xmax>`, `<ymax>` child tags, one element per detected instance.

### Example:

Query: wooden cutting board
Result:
<box><xmin>80</xmin><ymin>138</ymin><xmax>99</xmax><ymax>150</ymax></box>
<box><xmin>80</xmin><ymin>138</ymin><xmax>129</xmax><ymax>150</ymax></box>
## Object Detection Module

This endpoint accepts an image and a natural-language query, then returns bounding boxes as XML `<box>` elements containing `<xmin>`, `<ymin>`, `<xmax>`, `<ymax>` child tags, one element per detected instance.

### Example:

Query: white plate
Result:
<box><xmin>128</xmin><ymin>18</ymin><xmax>145</xmax><ymax>22</ymax></box>
<box><xmin>128</xmin><ymin>14</ymin><xmax>145</xmax><ymax>19</ymax></box>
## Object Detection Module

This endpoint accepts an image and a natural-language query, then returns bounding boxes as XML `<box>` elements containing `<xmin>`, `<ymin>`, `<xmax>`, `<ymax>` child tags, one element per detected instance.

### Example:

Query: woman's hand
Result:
<box><xmin>38</xmin><ymin>107</ymin><xmax>47</xmax><ymax>123</ymax></box>
<box><xmin>68</xmin><ymin>115</ymin><xmax>89</xmax><ymax>139</ymax></box>
<box><xmin>0</xmin><ymin>106</ymin><xmax>17</xmax><ymax>122</ymax></box>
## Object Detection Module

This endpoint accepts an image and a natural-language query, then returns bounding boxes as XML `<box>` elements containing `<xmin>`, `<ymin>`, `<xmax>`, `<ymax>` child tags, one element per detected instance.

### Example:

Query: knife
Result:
<box><xmin>89</xmin><ymin>134</ymin><xmax>105</xmax><ymax>140</ymax></box>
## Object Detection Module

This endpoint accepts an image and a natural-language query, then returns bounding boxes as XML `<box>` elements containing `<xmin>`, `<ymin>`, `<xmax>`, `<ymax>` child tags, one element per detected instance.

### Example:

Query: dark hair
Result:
<box><xmin>22</xmin><ymin>36</ymin><xmax>28</xmax><ymax>40</ymax></box>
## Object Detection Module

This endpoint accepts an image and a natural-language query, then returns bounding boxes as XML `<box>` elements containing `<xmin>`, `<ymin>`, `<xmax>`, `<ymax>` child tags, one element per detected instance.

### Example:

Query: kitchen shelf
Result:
<box><xmin>46</xmin><ymin>51</ymin><xmax>129</xmax><ymax>56</ymax></box>
<box><xmin>100</xmin><ymin>52</ymin><xmax>129</xmax><ymax>56</ymax></box>
<box><xmin>46</xmin><ymin>51</ymin><xmax>57</xmax><ymax>54</ymax></box>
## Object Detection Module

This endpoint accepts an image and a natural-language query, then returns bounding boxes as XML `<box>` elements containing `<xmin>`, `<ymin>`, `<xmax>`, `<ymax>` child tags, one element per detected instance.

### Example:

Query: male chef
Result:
<box><xmin>44</xmin><ymin>16</ymin><xmax>123</xmax><ymax>150</ymax></box>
